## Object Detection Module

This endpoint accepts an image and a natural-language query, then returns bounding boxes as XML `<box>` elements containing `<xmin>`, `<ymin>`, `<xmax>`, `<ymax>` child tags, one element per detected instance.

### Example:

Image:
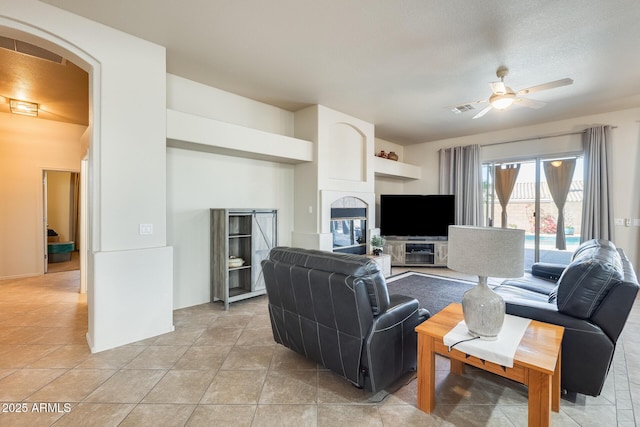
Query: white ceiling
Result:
<box><xmin>16</xmin><ymin>1</ymin><xmax>640</xmax><ymax>143</ymax></box>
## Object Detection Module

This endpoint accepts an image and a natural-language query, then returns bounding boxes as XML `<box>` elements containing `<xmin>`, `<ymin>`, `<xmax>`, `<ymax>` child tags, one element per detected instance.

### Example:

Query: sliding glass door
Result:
<box><xmin>482</xmin><ymin>156</ymin><xmax>583</xmax><ymax>271</ymax></box>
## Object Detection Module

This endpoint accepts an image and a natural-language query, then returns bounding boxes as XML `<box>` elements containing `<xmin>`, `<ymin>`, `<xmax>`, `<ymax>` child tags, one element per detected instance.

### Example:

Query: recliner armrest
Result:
<box><xmin>363</xmin><ymin>294</ymin><xmax>428</xmax><ymax>392</ymax></box>
<box><xmin>531</xmin><ymin>262</ymin><xmax>566</xmax><ymax>282</ymax></box>
<box><xmin>372</xmin><ymin>294</ymin><xmax>428</xmax><ymax>329</ymax></box>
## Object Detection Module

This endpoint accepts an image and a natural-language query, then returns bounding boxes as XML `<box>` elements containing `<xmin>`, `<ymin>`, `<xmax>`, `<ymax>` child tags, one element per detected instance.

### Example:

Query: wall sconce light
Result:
<box><xmin>10</xmin><ymin>99</ymin><xmax>39</xmax><ymax>117</ymax></box>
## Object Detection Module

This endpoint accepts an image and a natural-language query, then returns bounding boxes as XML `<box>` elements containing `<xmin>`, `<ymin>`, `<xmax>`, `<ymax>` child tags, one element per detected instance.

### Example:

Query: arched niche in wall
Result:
<box><xmin>326</xmin><ymin>122</ymin><xmax>367</xmax><ymax>183</ymax></box>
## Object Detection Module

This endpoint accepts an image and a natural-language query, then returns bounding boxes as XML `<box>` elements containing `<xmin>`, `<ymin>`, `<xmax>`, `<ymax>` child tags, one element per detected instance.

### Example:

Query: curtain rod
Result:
<box><xmin>481</xmin><ymin>126</ymin><xmax>617</xmax><ymax>148</ymax></box>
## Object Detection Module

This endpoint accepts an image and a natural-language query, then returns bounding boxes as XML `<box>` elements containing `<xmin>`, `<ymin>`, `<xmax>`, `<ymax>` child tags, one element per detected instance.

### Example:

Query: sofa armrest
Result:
<box><xmin>504</xmin><ymin>297</ymin><xmax>600</xmax><ymax>332</ymax></box>
<box><xmin>531</xmin><ymin>262</ymin><xmax>566</xmax><ymax>282</ymax></box>
<box><xmin>503</xmin><ymin>296</ymin><xmax>615</xmax><ymax>396</ymax></box>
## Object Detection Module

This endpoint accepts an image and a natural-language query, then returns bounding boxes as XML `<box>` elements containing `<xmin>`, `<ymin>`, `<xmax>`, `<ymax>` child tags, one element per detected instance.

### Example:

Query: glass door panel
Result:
<box><xmin>483</xmin><ymin>156</ymin><xmax>582</xmax><ymax>272</ymax></box>
<box><xmin>538</xmin><ymin>157</ymin><xmax>582</xmax><ymax>263</ymax></box>
<box><xmin>499</xmin><ymin>161</ymin><xmax>537</xmax><ymax>270</ymax></box>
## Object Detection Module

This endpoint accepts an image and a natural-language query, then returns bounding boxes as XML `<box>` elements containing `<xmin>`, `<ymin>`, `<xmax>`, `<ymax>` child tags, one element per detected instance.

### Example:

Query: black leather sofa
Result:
<box><xmin>261</xmin><ymin>247</ymin><xmax>429</xmax><ymax>392</ymax></box>
<box><xmin>494</xmin><ymin>239</ymin><xmax>638</xmax><ymax>396</ymax></box>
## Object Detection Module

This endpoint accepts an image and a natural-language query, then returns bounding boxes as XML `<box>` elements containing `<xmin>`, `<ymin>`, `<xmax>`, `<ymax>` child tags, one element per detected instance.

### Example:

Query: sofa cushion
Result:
<box><xmin>556</xmin><ymin>240</ymin><xmax>624</xmax><ymax>319</ymax></box>
<box><xmin>499</xmin><ymin>275</ymin><xmax>558</xmax><ymax>295</ymax></box>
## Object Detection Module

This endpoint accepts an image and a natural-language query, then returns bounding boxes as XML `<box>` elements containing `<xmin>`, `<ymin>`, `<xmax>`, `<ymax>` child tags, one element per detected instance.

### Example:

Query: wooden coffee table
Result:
<box><xmin>415</xmin><ymin>303</ymin><xmax>564</xmax><ymax>427</ymax></box>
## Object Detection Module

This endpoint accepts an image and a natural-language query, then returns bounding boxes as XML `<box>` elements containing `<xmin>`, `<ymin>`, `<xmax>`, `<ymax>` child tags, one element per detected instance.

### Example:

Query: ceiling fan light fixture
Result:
<box><xmin>489</xmin><ymin>93</ymin><xmax>515</xmax><ymax>110</ymax></box>
<box><xmin>10</xmin><ymin>99</ymin><xmax>39</xmax><ymax>117</ymax></box>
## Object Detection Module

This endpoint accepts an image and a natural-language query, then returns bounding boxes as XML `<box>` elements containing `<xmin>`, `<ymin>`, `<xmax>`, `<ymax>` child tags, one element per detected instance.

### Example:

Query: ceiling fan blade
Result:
<box><xmin>514</xmin><ymin>97</ymin><xmax>546</xmax><ymax>109</ymax></box>
<box><xmin>472</xmin><ymin>105</ymin><xmax>492</xmax><ymax>119</ymax></box>
<box><xmin>489</xmin><ymin>81</ymin><xmax>506</xmax><ymax>95</ymax></box>
<box><xmin>517</xmin><ymin>78</ymin><xmax>573</xmax><ymax>96</ymax></box>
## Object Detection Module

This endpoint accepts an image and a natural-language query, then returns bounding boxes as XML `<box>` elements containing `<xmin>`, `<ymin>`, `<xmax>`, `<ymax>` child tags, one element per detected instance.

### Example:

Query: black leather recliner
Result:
<box><xmin>262</xmin><ymin>247</ymin><xmax>429</xmax><ymax>392</ymax></box>
<box><xmin>494</xmin><ymin>239</ymin><xmax>639</xmax><ymax>397</ymax></box>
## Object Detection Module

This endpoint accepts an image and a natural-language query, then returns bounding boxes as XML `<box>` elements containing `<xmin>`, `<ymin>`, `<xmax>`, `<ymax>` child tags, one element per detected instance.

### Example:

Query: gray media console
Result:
<box><xmin>382</xmin><ymin>238</ymin><xmax>448</xmax><ymax>267</ymax></box>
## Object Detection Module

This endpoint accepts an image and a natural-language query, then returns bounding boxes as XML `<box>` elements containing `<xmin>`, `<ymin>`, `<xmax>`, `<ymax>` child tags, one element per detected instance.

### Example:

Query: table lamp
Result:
<box><xmin>447</xmin><ymin>225</ymin><xmax>525</xmax><ymax>340</ymax></box>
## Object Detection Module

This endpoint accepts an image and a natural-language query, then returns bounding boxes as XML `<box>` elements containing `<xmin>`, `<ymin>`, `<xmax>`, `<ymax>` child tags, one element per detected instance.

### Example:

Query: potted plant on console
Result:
<box><xmin>371</xmin><ymin>235</ymin><xmax>385</xmax><ymax>256</ymax></box>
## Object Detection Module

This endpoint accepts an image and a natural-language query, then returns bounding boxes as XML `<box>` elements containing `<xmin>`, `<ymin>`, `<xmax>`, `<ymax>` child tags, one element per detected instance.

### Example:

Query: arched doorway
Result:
<box><xmin>0</xmin><ymin>19</ymin><xmax>98</xmax><ymax>348</ymax></box>
<box><xmin>2</xmin><ymin>2</ymin><xmax>175</xmax><ymax>354</ymax></box>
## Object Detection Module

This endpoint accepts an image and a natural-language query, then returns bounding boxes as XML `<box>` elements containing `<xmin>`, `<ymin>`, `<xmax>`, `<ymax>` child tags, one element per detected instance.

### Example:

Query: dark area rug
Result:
<box><xmin>386</xmin><ymin>272</ymin><xmax>476</xmax><ymax>315</ymax></box>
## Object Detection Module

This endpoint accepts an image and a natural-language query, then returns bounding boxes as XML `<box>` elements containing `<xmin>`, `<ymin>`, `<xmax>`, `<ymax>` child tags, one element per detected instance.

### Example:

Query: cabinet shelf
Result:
<box><xmin>229</xmin><ymin>288</ymin><xmax>268</xmax><ymax>302</ymax></box>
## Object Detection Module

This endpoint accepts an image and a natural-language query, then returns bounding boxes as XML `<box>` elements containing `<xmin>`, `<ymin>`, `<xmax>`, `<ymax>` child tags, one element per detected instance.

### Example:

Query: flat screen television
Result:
<box><xmin>379</xmin><ymin>194</ymin><xmax>455</xmax><ymax>238</ymax></box>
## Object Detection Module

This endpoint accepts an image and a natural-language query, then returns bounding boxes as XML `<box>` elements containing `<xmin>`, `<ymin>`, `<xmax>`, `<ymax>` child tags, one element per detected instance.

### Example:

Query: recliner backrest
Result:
<box><xmin>266</xmin><ymin>247</ymin><xmax>390</xmax><ymax>314</ymax></box>
<box><xmin>555</xmin><ymin>240</ymin><xmax>624</xmax><ymax>319</ymax></box>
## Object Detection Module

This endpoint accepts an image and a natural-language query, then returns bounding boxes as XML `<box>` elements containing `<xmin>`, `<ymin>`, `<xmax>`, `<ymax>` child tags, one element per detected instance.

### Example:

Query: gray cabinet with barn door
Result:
<box><xmin>210</xmin><ymin>209</ymin><xmax>277</xmax><ymax>310</ymax></box>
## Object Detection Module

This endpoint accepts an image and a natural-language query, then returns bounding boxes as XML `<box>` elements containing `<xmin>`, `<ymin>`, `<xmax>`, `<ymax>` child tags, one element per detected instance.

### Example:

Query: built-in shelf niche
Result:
<box><xmin>166</xmin><ymin>109</ymin><xmax>313</xmax><ymax>164</ymax></box>
<box><xmin>373</xmin><ymin>156</ymin><xmax>421</xmax><ymax>180</ymax></box>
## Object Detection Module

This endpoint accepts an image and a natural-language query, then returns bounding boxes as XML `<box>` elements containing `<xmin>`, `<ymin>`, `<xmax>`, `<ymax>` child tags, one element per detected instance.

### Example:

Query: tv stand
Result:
<box><xmin>383</xmin><ymin>237</ymin><xmax>448</xmax><ymax>267</ymax></box>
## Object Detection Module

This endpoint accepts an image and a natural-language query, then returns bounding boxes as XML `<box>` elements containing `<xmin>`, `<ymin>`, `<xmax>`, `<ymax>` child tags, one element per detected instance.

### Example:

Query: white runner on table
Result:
<box><xmin>443</xmin><ymin>314</ymin><xmax>531</xmax><ymax>368</ymax></box>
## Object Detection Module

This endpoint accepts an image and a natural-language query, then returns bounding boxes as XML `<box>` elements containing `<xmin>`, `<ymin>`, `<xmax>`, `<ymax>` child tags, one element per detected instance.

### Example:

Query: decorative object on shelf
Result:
<box><xmin>375</xmin><ymin>150</ymin><xmax>399</xmax><ymax>161</ymax></box>
<box><xmin>228</xmin><ymin>256</ymin><xmax>245</xmax><ymax>268</ymax></box>
<box><xmin>370</xmin><ymin>235</ymin><xmax>385</xmax><ymax>256</ymax></box>
<box><xmin>447</xmin><ymin>225</ymin><xmax>524</xmax><ymax>340</ymax></box>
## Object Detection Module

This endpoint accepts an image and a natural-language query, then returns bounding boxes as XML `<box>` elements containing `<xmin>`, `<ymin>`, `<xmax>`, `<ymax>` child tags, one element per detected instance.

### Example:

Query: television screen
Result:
<box><xmin>379</xmin><ymin>194</ymin><xmax>455</xmax><ymax>238</ymax></box>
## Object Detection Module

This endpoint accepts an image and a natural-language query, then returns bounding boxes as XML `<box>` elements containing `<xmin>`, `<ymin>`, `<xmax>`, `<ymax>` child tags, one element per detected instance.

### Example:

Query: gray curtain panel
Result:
<box><xmin>439</xmin><ymin>144</ymin><xmax>482</xmax><ymax>225</ymax></box>
<box><xmin>581</xmin><ymin>126</ymin><xmax>615</xmax><ymax>242</ymax></box>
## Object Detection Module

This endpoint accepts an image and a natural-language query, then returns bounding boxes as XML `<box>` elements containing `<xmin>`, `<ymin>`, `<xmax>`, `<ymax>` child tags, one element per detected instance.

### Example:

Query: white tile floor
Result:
<box><xmin>0</xmin><ymin>268</ymin><xmax>638</xmax><ymax>426</ymax></box>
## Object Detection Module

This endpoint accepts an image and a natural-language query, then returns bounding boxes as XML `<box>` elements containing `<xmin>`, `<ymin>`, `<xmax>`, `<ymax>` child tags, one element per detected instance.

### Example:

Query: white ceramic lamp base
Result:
<box><xmin>462</xmin><ymin>276</ymin><xmax>506</xmax><ymax>340</ymax></box>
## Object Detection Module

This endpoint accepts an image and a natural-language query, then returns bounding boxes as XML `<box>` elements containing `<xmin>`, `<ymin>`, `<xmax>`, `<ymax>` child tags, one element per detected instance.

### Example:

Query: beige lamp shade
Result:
<box><xmin>447</xmin><ymin>226</ymin><xmax>525</xmax><ymax>278</ymax></box>
<box><xmin>448</xmin><ymin>225</ymin><xmax>525</xmax><ymax>339</ymax></box>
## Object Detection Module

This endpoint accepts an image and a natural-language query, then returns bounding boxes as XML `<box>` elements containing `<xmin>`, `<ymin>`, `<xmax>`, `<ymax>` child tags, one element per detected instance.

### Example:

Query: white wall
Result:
<box><xmin>166</xmin><ymin>76</ymin><xmax>296</xmax><ymax>309</ymax></box>
<box><xmin>1</xmin><ymin>1</ymin><xmax>173</xmax><ymax>352</ymax></box>
<box><xmin>405</xmin><ymin>107</ymin><xmax>640</xmax><ymax>269</ymax></box>
<box><xmin>167</xmin><ymin>149</ymin><xmax>294</xmax><ymax>309</ymax></box>
<box><xmin>167</xmin><ymin>74</ymin><xmax>294</xmax><ymax>136</ymax></box>
<box><xmin>0</xmin><ymin>113</ymin><xmax>84</xmax><ymax>278</ymax></box>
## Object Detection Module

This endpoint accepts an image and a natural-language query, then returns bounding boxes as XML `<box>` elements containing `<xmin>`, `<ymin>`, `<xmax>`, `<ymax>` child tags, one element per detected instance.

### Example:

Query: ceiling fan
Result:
<box><xmin>456</xmin><ymin>66</ymin><xmax>573</xmax><ymax>119</ymax></box>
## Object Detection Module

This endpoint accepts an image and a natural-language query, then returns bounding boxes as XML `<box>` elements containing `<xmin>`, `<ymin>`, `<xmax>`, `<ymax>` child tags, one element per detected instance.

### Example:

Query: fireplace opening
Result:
<box><xmin>330</xmin><ymin>196</ymin><xmax>368</xmax><ymax>255</ymax></box>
